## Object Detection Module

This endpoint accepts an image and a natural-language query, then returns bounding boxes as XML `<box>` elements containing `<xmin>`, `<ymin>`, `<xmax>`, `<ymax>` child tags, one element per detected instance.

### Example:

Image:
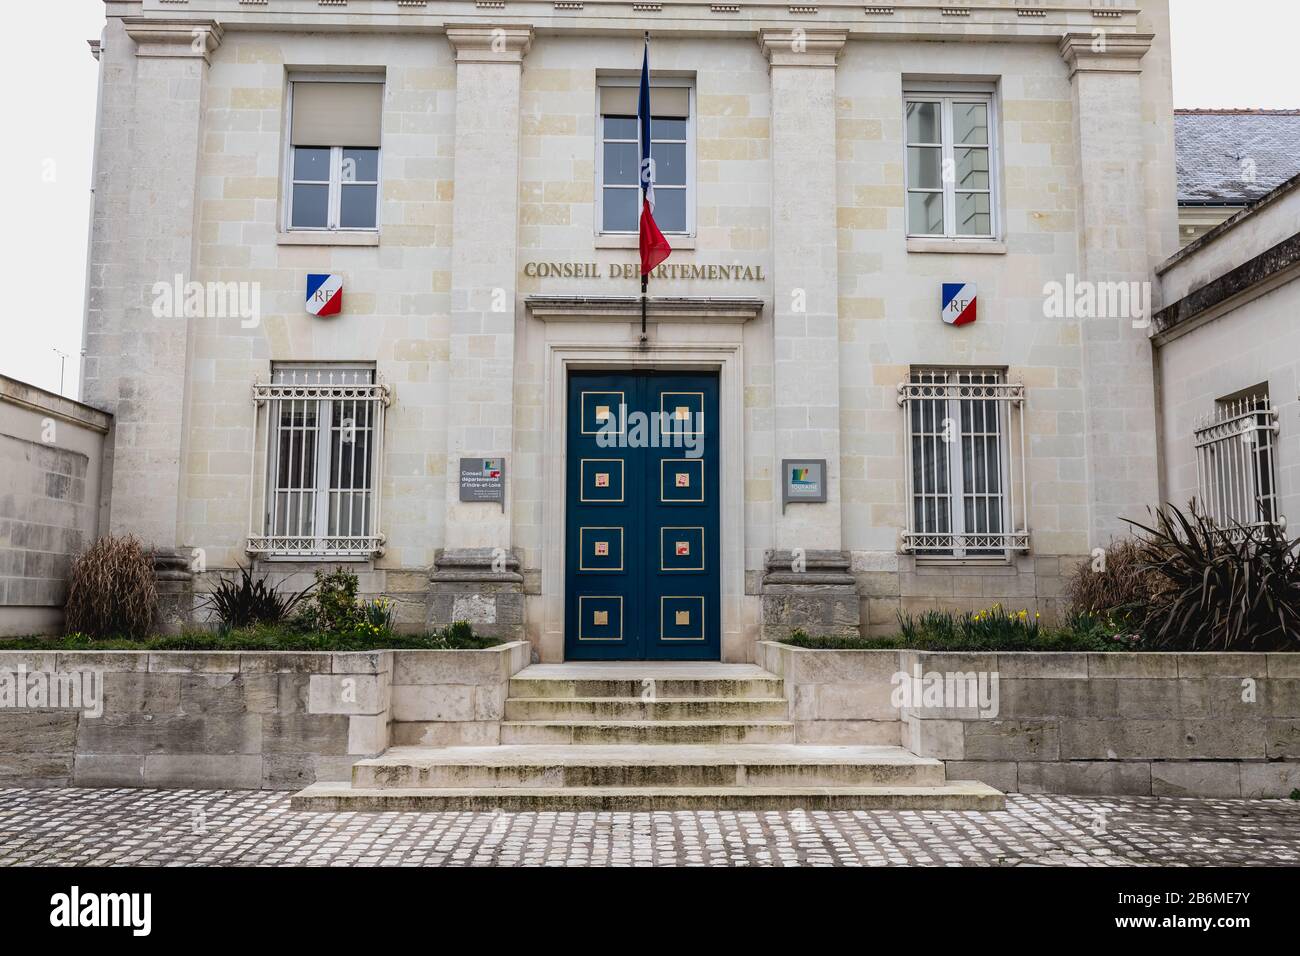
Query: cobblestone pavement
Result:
<box><xmin>1</xmin><ymin>788</ymin><xmax>1298</xmax><ymax>867</ymax></box>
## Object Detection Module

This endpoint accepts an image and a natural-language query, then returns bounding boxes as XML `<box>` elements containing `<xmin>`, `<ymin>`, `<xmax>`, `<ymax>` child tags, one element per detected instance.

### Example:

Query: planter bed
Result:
<box><xmin>758</xmin><ymin>641</ymin><xmax>1300</xmax><ymax>798</ymax></box>
<box><xmin>0</xmin><ymin>642</ymin><xmax>531</xmax><ymax>790</ymax></box>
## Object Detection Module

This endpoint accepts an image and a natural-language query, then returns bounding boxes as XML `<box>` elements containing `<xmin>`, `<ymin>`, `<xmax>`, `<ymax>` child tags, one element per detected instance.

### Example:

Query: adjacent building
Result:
<box><xmin>1155</xmin><ymin>171</ymin><xmax>1300</xmax><ymax>537</ymax></box>
<box><xmin>58</xmin><ymin>0</ymin><xmax>1187</xmax><ymax>659</ymax></box>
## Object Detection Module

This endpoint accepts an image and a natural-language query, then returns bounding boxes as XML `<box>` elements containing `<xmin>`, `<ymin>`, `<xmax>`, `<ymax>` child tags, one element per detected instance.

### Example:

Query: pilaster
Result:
<box><xmin>1059</xmin><ymin>33</ymin><xmax>1161</xmax><ymax>545</ymax></box>
<box><xmin>442</xmin><ymin>25</ymin><xmax>533</xmax><ymax>551</ymax></box>
<box><xmin>758</xmin><ymin>28</ymin><xmax>846</xmax><ymax>555</ymax></box>
<box><xmin>758</xmin><ymin>29</ymin><xmax>858</xmax><ymax>639</ymax></box>
<box><xmin>82</xmin><ymin>17</ymin><xmax>220</xmax><ymax>566</ymax></box>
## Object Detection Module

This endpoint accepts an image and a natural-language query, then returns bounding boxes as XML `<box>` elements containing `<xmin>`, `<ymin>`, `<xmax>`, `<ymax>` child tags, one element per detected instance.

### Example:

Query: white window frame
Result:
<box><xmin>898</xmin><ymin>368</ymin><xmax>1029</xmax><ymax>561</ymax></box>
<box><xmin>902</xmin><ymin>85</ymin><xmax>1000</xmax><ymax>242</ymax></box>
<box><xmin>247</xmin><ymin>364</ymin><xmax>391</xmax><ymax>560</ymax></box>
<box><xmin>1194</xmin><ymin>390</ymin><xmax>1285</xmax><ymax>536</ymax></box>
<box><xmin>283</xmin><ymin>76</ymin><xmax>383</xmax><ymax>234</ymax></box>
<box><xmin>595</xmin><ymin>76</ymin><xmax>696</xmax><ymax>237</ymax></box>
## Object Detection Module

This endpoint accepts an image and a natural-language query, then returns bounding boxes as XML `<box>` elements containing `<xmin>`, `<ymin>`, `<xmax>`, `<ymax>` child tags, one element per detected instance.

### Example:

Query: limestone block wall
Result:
<box><xmin>834</xmin><ymin>40</ymin><xmax>1093</xmax><ymax>631</ymax></box>
<box><xmin>0</xmin><ymin>377</ymin><xmax>111</xmax><ymax>637</ymax></box>
<box><xmin>759</xmin><ymin>643</ymin><xmax>1300</xmax><ymax>798</ymax></box>
<box><xmin>180</xmin><ymin>30</ymin><xmax>459</xmax><ymax>572</ymax></box>
<box><xmin>0</xmin><ymin>645</ymin><xmax>524</xmax><ymax>790</ymax></box>
<box><xmin>389</xmin><ymin>641</ymin><xmax>532</xmax><ymax>746</ymax></box>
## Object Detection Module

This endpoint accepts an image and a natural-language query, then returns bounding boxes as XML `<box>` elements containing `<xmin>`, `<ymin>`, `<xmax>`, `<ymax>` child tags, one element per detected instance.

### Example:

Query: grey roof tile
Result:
<box><xmin>1175</xmin><ymin>110</ymin><xmax>1300</xmax><ymax>205</ymax></box>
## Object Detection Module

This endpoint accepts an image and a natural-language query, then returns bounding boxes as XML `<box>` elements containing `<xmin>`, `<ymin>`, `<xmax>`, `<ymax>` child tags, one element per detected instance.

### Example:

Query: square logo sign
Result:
<box><xmin>306</xmin><ymin>274</ymin><xmax>343</xmax><ymax>316</ymax></box>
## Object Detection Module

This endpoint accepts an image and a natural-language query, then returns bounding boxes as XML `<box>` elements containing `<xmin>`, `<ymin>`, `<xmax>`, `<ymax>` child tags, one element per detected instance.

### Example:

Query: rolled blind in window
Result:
<box><xmin>599</xmin><ymin>86</ymin><xmax>690</xmax><ymax>118</ymax></box>
<box><xmin>291</xmin><ymin>81</ymin><xmax>384</xmax><ymax>148</ymax></box>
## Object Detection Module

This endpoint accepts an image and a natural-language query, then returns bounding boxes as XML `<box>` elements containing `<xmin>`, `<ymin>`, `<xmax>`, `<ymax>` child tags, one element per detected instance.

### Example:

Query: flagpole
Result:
<box><xmin>639</xmin><ymin>30</ymin><xmax>650</xmax><ymax>347</ymax></box>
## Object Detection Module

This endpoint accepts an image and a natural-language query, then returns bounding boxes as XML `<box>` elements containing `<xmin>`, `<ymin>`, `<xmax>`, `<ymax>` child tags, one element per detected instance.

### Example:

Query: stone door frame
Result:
<box><xmin>540</xmin><ymin>339</ymin><xmax>746</xmax><ymax>662</ymax></box>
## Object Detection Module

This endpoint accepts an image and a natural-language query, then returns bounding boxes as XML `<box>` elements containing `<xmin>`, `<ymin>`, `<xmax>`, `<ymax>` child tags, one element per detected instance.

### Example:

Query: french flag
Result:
<box><xmin>638</xmin><ymin>34</ymin><xmax>672</xmax><ymax>277</ymax></box>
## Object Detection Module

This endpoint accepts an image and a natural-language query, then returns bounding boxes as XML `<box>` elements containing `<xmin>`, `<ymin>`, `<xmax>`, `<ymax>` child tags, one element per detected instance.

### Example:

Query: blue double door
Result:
<box><xmin>566</xmin><ymin>371</ymin><xmax>721</xmax><ymax>660</ymax></box>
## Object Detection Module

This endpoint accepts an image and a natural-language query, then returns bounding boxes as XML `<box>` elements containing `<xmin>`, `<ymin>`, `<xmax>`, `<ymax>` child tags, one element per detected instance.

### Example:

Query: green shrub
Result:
<box><xmin>1126</xmin><ymin>504</ymin><xmax>1300</xmax><ymax>651</ymax></box>
<box><xmin>781</xmin><ymin>609</ymin><xmax>1135</xmax><ymax>652</ymax></box>
<box><xmin>1064</xmin><ymin>538</ymin><xmax>1153</xmax><ymax>627</ymax></box>
<box><xmin>297</xmin><ymin>568</ymin><xmax>367</xmax><ymax>636</ymax></box>
<box><xmin>0</xmin><ymin>623</ymin><xmax>501</xmax><ymax>652</ymax></box>
<box><xmin>64</xmin><ymin>535</ymin><xmax>157</xmax><ymax>640</ymax></box>
<box><xmin>201</xmin><ymin>565</ymin><xmax>315</xmax><ymax>630</ymax></box>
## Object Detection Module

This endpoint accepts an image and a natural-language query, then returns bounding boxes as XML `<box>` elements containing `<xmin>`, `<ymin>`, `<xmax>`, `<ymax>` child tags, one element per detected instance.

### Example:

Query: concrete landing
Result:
<box><xmin>513</xmin><ymin>663</ymin><xmax>774</xmax><ymax>680</ymax></box>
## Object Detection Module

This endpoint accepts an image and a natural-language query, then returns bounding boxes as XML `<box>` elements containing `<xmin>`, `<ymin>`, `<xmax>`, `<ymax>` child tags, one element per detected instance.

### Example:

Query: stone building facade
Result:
<box><xmin>78</xmin><ymin>0</ymin><xmax>1179</xmax><ymax>660</ymax></box>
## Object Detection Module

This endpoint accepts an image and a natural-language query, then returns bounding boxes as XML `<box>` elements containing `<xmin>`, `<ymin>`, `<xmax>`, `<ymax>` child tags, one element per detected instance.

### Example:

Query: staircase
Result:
<box><xmin>292</xmin><ymin>663</ymin><xmax>1003</xmax><ymax>811</ymax></box>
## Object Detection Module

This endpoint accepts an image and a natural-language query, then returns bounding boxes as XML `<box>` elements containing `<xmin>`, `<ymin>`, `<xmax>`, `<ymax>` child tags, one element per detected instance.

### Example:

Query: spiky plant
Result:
<box><xmin>201</xmin><ymin>564</ymin><xmax>316</xmax><ymax>631</ymax></box>
<box><xmin>1125</xmin><ymin>504</ymin><xmax>1300</xmax><ymax>651</ymax></box>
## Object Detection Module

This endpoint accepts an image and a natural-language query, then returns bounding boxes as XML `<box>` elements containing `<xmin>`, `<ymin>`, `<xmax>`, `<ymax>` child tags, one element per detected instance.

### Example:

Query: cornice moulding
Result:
<box><xmin>115</xmin><ymin>2</ymin><xmax>1142</xmax><ymax>44</ymax></box>
<box><xmin>1058</xmin><ymin>31</ymin><xmax>1152</xmax><ymax>76</ymax></box>
<box><xmin>757</xmin><ymin>27</ymin><xmax>846</xmax><ymax>66</ymax></box>
<box><xmin>445</xmin><ymin>24</ymin><xmax>534</xmax><ymax>62</ymax></box>
<box><xmin>123</xmin><ymin>17</ymin><xmax>225</xmax><ymax>62</ymax></box>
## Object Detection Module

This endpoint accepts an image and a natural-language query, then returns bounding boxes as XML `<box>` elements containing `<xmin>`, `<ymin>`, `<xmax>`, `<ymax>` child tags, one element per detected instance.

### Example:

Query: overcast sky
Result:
<box><xmin>0</xmin><ymin>0</ymin><xmax>1296</xmax><ymax>397</ymax></box>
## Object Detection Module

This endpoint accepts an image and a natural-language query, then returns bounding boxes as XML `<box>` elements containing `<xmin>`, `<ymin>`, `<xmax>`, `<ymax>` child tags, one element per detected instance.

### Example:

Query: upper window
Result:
<box><xmin>1194</xmin><ymin>388</ymin><xmax>1282</xmax><ymax>536</ymax></box>
<box><xmin>286</xmin><ymin>79</ymin><xmax>384</xmax><ymax>232</ymax></box>
<box><xmin>597</xmin><ymin>81</ymin><xmax>693</xmax><ymax>235</ymax></box>
<box><xmin>899</xmin><ymin>368</ymin><xmax>1029</xmax><ymax>560</ymax></box>
<box><xmin>903</xmin><ymin>90</ymin><xmax>997</xmax><ymax>240</ymax></box>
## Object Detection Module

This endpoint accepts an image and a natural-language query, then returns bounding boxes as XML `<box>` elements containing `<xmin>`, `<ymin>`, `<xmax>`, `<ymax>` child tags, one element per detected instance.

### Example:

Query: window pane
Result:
<box><xmin>291</xmin><ymin>183</ymin><xmax>329</xmax><ymax>228</ymax></box>
<box><xmin>907</xmin><ymin>146</ymin><xmax>943</xmax><ymax>189</ymax></box>
<box><xmin>955</xmin><ymin>148</ymin><xmax>989</xmax><ymax>191</ymax></box>
<box><xmin>341</xmin><ymin>148</ymin><xmax>379</xmax><ymax>183</ymax></box>
<box><xmin>652</xmin><ymin>117</ymin><xmax>687</xmax><ymax>140</ymax></box>
<box><xmin>652</xmin><ymin>187</ymin><xmax>686</xmax><ymax>233</ymax></box>
<box><xmin>956</xmin><ymin>191</ymin><xmax>992</xmax><ymax>236</ymax></box>
<box><xmin>294</xmin><ymin>147</ymin><xmax>331</xmax><ymax>182</ymax></box>
<box><xmin>604</xmin><ymin>115</ymin><xmax>637</xmax><ymax>140</ymax></box>
<box><xmin>651</xmin><ymin>142</ymin><xmax>686</xmax><ymax>186</ymax></box>
<box><xmin>905</xmin><ymin>100</ymin><xmax>942</xmax><ymax>143</ymax></box>
<box><xmin>907</xmin><ymin>191</ymin><xmax>945</xmax><ymax>236</ymax></box>
<box><xmin>603</xmin><ymin>187</ymin><xmax>639</xmax><ymax>232</ymax></box>
<box><xmin>340</xmin><ymin>184</ymin><xmax>378</xmax><ymax>229</ymax></box>
<box><xmin>603</xmin><ymin>142</ymin><xmax>639</xmax><ymax>186</ymax></box>
<box><xmin>953</xmin><ymin>102</ymin><xmax>989</xmax><ymax>146</ymax></box>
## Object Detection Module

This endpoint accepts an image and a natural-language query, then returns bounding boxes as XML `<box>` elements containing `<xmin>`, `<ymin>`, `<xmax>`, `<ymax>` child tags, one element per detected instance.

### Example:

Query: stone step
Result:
<box><xmin>503</xmin><ymin>696</ymin><xmax>790</xmax><ymax>722</ymax></box>
<box><xmin>500</xmin><ymin>720</ymin><xmax>797</xmax><ymax>745</ymax></box>
<box><xmin>508</xmin><ymin>663</ymin><xmax>784</xmax><ymax>701</ymax></box>
<box><xmin>352</xmin><ymin>744</ymin><xmax>945</xmax><ymax>790</ymax></box>
<box><xmin>508</xmin><ymin>677</ymin><xmax>785</xmax><ymax>701</ymax></box>
<box><xmin>292</xmin><ymin>780</ymin><xmax>1006</xmax><ymax>812</ymax></box>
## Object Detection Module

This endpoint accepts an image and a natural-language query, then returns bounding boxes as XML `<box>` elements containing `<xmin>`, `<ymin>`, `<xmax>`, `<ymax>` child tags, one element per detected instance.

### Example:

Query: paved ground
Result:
<box><xmin>2</xmin><ymin>788</ymin><xmax>1297</xmax><ymax>867</ymax></box>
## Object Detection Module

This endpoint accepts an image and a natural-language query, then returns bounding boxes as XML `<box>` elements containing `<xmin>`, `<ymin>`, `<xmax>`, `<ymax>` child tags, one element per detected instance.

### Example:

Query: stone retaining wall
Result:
<box><xmin>0</xmin><ymin>642</ymin><xmax>529</xmax><ymax>790</ymax></box>
<box><xmin>758</xmin><ymin>642</ymin><xmax>1300</xmax><ymax>798</ymax></box>
<box><xmin>0</xmin><ymin>376</ymin><xmax>111</xmax><ymax>637</ymax></box>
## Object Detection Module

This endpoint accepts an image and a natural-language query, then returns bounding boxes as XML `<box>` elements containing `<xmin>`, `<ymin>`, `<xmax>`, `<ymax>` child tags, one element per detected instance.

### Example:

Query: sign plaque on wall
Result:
<box><xmin>459</xmin><ymin>458</ymin><xmax>505</xmax><ymax>509</ymax></box>
<box><xmin>781</xmin><ymin>459</ymin><xmax>827</xmax><ymax>514</ymax></box>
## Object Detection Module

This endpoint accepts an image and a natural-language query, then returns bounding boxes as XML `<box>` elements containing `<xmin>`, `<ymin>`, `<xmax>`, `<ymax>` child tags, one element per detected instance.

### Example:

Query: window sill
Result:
<box><xmin>594</xmin><ymin>233</ymin><xmax>696</xmax><ymax>250</ymax></box>
<box><xmin>906</xmin><ymin>238</ymin><xmax>1006</xmax><ymax>255</ymax></box>
<box><xmin>277</xmin><ymin>231</ymin><xmax>380</xmax><ymax>247</ymax></box>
